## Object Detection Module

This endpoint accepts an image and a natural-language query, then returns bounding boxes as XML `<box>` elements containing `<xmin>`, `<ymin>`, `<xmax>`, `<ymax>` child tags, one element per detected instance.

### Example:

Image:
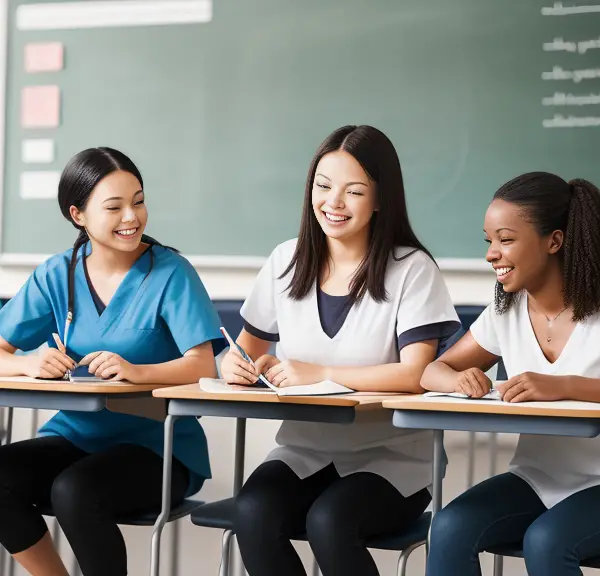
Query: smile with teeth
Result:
<box><xmin>323</xmin><ymin>212</ymin><xmax>351</xmax><ymax>223</ymax></box>
<box><xmin>495</xmin><ymin>266</ymin><xmax>514</xmax><ymax>279</ymax></box>
<box><xmin>115</xmin><ymin>228</ymin><xmax>138</xmax><ymax>237</ymax></box>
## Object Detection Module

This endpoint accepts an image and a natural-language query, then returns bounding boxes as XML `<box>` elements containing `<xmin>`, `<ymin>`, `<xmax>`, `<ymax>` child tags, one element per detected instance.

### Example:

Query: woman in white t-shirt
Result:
<box><xmin>220</xmin><ymin>125</ymin><xmax>460</xmax><ymax>576</ymax></box>
<box><xmin>422</xmin><ymin>172</ymin><xmax>600</xmax><ymax>576</ymax></box>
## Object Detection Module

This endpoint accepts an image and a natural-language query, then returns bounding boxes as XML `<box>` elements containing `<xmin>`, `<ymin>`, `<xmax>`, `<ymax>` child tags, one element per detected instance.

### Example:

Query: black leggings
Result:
<box><xmin>0</xmin><ymin>436</ymin><xmax>189</xmax><ymax>576</ymax></box>
<box><xmin>234</xmin><ymin>460</ymin><xmax>431</xmax><ymax>576</ymax></box>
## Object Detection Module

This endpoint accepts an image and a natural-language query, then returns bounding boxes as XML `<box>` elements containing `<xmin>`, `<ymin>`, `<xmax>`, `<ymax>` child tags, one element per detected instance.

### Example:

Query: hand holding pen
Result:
<box><xmin>22</xmin><ymin>333</ymin><xmax>77</xmax><ymax>380</ymax></box>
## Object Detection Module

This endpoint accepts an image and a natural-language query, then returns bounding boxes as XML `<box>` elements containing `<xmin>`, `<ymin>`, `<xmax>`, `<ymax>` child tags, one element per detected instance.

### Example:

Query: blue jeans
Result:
<box><xmin>427</xmin><ymin>472</ymin><xmax>600</xmax><ymax>576</ymax></box>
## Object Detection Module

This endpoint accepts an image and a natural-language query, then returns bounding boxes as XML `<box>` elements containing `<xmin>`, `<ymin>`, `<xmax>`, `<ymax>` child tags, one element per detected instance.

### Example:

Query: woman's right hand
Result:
<box><xmin>454</xmin><ymin>367</ymin><xmax>492</xmax><ymax>398</ymax></box>
<box><xmin>220</xmin><ymin>349</ymin><xmax>258</xmax><ymax>385</ymax></box>
<box><xmin>23</xmin><ymin>348</ymin><xmax>77</xmax><ymax>379</ymax></box>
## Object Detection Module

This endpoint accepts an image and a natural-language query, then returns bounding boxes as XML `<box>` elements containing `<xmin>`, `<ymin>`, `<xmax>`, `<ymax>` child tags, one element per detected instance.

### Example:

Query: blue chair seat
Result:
<box><xmin>486</xmin><ymin>544</ymin><xmax>600</xmax><ymax>569</ymax></box>
<box><xmin>191</xmin><ymin>498</ymin><xmax>430</xmax><ymax>550</ymax></box>
<box><xmin>37</xmin><ymin>498</ymin><xmax>204</xmax><ymax>527</ymax></box>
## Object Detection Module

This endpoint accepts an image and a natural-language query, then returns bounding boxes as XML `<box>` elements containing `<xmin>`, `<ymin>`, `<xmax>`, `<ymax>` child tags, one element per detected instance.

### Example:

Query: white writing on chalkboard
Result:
<box><xmin>542</xmin><ymin>2</ymin><xmax>600</xmax><ymax>15</ymax></box>
<box><xmin>543</xmin><ymin>37</ymin><xmax>600</xmax><ymax>54</ymax></box>
<box><xmin>541</xmin><ymin>3</ymin><xmax>600</xmax><ymax>128</ymax></box>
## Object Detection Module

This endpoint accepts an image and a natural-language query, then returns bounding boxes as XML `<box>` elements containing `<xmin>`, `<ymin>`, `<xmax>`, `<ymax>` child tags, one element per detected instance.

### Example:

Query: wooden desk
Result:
<box><xmin>382</xmin><ymin>395</ymin><xmax>600</xmax><ymax>518</ymax></box>
<box><xmin>149</xmin><ymin>384</ymin><xmax>399</xmax><ymax>576</ymax></box>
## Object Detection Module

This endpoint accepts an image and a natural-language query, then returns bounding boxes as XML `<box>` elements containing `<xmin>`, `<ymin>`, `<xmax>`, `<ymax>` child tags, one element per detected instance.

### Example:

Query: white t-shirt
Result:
<box><xmin>471</xmin><ymin>294</ymin><xmax>600</xmax><ymax>508</ymax></box>
<box><xmin>241</xmin><ymin>239</ymin><xmax>460</xmax><ymax>496</ymax></box>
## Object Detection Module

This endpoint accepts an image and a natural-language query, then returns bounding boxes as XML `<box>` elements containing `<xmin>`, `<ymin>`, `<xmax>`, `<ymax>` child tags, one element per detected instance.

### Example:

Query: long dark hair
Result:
<box><xmin>493</xmin><ymin>172</ymin><xmax>600</xmax><ymax>321</ymax></box>
<box><xmin>58</xmin><ymin>147</ymin><xmax>169</xmax><ymax>317</ymax></box>
<box><xmin>282</xmin><ymin>125</ymin><xmax>431</xmax><ymax>303</ymax></box>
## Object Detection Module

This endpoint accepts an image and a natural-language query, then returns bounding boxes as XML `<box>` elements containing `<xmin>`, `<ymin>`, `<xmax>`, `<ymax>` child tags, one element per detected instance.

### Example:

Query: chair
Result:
<box><xmin>191</xmin><ymin>498</ymin><xmax>431</xmax><ymax>576</ymax></box>
<box><xmin>485</xmin><ymin>543</ymin><xmax>600</xmax><ymax>575</ymax></box>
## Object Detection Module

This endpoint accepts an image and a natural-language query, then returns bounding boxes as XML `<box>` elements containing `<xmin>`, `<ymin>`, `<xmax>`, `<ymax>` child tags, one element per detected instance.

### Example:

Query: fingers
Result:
<box><xmin>255</xmin><ymin>355</ymin><xmax>279</xmax><ymax>374</ymax></box>
<box><xmin>221</xmin><ymin>352</ymin><xmax>258</xmax><ymax>385</ymax></box>
<box><xmin>89</xmin><ymin>353</ymin><xmax>113</xmax><ymax>375</ymax></box>
<box><xmin>40</xmin><ymin>364</ymin><xmax>66</xmax><ymax>379</ymax></box>
<box><xmin>270</xmin><ymin>369</ymin><xmax>288</xmax><ymax>387</ymax></box>
<box><xmin>48</xmin><ymin>349</ymin><xmax>76</xmax><ymax>371</ymax></box>
<box><xmin>265</xmin><ymin>363</ymin><xmax>284</xmax><ymax>381</ymax></box>
<box><xmin>79</xmin><ymin>351</ymin><xmax>103</xmax><ymax>366</ymax></box>
<box><xmin>471</xmin><ymin>371</ymin><xmax>492</xmax><ymax>398</ymax></box>
<box><xmin>93</xmin><ymin>360</ymin><xmax>119</xmax><ymax>379</ymax></box>
<box><xmin>508</xmin><ymin>390</ymin><xmax>530</xmax><ymax>403</ymax></box>
<box><xmin>502</xmin><ymin>382</ymin><xmax>525</xmax><ymax>403</ymax></box>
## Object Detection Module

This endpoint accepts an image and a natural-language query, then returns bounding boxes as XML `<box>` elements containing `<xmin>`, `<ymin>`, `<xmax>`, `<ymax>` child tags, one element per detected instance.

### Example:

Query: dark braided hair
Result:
<box><xmin>57</xmin><ymin>147</ymin><xmax>173</xmax><ymax>319</ymax></box>
<box><xmin>493</xmin><ymin>172</ymin><xmax>600</xmax><ymax>321</ymax></box>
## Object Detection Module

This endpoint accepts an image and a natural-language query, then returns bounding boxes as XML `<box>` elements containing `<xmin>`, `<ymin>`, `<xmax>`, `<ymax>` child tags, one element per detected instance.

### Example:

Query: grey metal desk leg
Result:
<box><xmin>493</xmin><ymin>554</ymin><xmax>504</xmax><ymax>576</ymax></box>
<box><xmin>432</xmin><ymin>430</ymin><xmax>444</xmax><ymax>517</ymax></box>
<box><xmin>150</xmin><ymin>414</ymin><xmax>178</xmax><ymax>576</ymax></box>
<box><xmin>233</xmin><ymin>418</ymin><xmax>246</xmax><ymax>495</ymax></box>
<box><xmin>232</xmin><ymin>418</ymin><xmax>246</xmax><ymax>576</ymax></box>
<box><xmin>1</xmin><ymin>408</ymin><xmax>14</xmax><ymax>576</ymax></box>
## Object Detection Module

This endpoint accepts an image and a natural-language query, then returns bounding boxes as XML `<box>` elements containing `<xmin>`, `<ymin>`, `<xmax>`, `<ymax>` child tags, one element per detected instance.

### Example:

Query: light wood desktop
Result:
<box><xmin>382</xmin><ymin>394</ymin><xmax>600</xmax><ymax>418</ymax></box>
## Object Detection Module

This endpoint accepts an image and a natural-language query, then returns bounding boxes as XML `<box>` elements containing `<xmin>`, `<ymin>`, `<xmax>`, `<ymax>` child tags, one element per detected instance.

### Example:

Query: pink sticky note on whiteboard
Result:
<box><xmin>24</xmin><ymin>42</ymin><xmax>64</xmax><ymax>73</ymax></box>
<box><xmin>21</xmin><ymin>86</ymin><xmax>60</xmax><ymax>129</ymax></box>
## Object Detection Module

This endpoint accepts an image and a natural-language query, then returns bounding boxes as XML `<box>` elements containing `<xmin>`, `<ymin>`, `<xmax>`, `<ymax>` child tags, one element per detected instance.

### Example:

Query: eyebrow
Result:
<box><xmin>102</xmin><ymin>190</ymin><xmax>144</xmax><ymax>203</ymax></box>
<box><xmin>315</xmin><ymin>173</ymin><xmax>368</xmax><ymax>187</ymax></box>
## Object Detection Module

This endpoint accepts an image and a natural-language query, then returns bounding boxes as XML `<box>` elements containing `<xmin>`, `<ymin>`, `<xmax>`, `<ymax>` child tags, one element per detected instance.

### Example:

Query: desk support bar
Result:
<box><xmin>0</xmin><ymin>391</ymin><xmax>106</xmax><ymax>412</ymax></box>
<box><xmin>393</xmin><ymin>410</ymin><xmax>600</xmax><ymax>437</ymax></box>
<box><xmin>151</xmin><ymin>414</ymin><xmax>178</xmax><ymax>576</ymax></box>
<box><xmin>168</xmin><ymin>399</ymin><xmax>356</xmax><ymax>424</ymax></box>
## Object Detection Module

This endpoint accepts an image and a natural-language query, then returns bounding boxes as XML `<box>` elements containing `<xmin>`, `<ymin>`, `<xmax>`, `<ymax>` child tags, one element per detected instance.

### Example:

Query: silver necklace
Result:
<box><xmin>541</xmin><ymin>305</ymin><xmax>569</xmax><ymax>343</ymax></box>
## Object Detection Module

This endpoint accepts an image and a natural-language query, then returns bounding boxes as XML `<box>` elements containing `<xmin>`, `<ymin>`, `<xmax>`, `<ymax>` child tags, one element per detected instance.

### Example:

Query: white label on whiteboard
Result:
<box><xmin>22</xmin><ymin>139</ymin><xmax>55</xmax><ymax>164</ymax></box>
<box><xmin>20</xmin><ymin>171</ymin><xmax>61</xmax><ymax>199</ymax></box>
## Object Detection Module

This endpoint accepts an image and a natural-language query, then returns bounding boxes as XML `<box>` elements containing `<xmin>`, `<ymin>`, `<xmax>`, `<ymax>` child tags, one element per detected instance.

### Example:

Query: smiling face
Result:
<box><xmin>484</xmin><ymin>199</ymin><xmax>563</xmax><ymax>293</ymax></box>
<box><xmin>311</xmin><ymin>150</ymin><xmax>378</xmax><ymax>243</ymax></box>
<box><xmin>69</xmin><ymin>170</ymin><xmax>148</xmax><ymax>253</ymax></box>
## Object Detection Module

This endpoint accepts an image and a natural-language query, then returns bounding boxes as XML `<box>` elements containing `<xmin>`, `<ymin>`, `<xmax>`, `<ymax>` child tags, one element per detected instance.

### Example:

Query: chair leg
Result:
<box><xmin>311</xmin><ymin>556</ymin><xmax>321</xmax><ymax>576</ymax></box>
<box><xmin>396</xmin><ymin>542</ymin><xmax>425</xmax><ymax>576</ymax></box>
<box><xmin>492</xmin><ymin>554</ymin><xmax>504</xmax><ymax>576</ymax></box>
<box><xmin>219</xmin><ymin>530</ymin><xmax>234</xmax><ymax>576</ymax></box>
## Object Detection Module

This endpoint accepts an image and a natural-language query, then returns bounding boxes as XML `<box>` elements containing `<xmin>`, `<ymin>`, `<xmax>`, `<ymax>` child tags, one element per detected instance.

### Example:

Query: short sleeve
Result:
<box><xmin>469</xmin><ymin>304</ymin><xmax>502</xmax><ymax>356</ymax></box>
<box><xmin>160</xmin><ymin>259</ymin><xmax>225</xmax><ymax>356</ymax></box>
<box><xmin>396</xmin><ymin>253</ymin><xmax>461</xmax><ymax>348</ymax></box>
<box><xmin>0</xmin><ymin>263</ymin><xmax>55</xmax><ymax>351</ymax></box>
<box><xmin>240</xmin><ymin>250</ymin><xmax>279</xmax><ymax>338</ymax></box>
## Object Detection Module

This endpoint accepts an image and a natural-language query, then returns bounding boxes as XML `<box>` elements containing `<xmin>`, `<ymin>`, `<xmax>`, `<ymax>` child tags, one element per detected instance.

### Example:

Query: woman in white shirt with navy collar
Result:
<box><xmin>423</xmin><ymin>172</ymin><xmax>600</xmax><ymax>576</ymax></box>
<box><xmin>221</xmin><ymin>125</ymin><xmax>460</xmax><ymax>576</ymax></box>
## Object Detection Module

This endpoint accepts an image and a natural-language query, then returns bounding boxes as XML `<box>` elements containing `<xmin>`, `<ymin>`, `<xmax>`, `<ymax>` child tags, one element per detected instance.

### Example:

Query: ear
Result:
<box><xmin>548</xmin><ymin>229</ymin><xmax>564</xmax><ymax>255</ymax></box>
<box><xmin>69</xmin><ymin>205</ymin><xmax>85</xmax><ymax>228</ymax></box>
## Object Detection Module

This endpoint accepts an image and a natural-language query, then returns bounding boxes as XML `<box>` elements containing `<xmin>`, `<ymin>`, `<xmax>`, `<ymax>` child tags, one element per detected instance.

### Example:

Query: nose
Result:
<box><xmin>122</xmin><ymin>207</ymin><xmax>136</xmax><ymax>223</ymax></box>
<box><xmin>327</xmin><ymin>187</ymin><xmax>345</xmax><ymax>209</ymax></box>
<box><xmin>486</xmin><ymin>243</ymin><xmax>501</xmax><ymax>263</ymax></box>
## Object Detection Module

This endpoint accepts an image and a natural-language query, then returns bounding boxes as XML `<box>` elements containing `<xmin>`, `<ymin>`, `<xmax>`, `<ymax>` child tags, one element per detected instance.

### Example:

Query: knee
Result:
<box><xmin>306</xmin><ymin>499</ymin><xmax>348</xmax><ymax>546</ymax></box>
<box><xmin>429</xmin><ymin>504</ymin><xmax>472</xmax><ymax>552</ymax></box>
<box><xmin>51</xmin><ymin>467</ymin><xmax>101</xmax><ymax>522</ymax></box>
<box><xmin>523</xmin><ymin>520</ymin><xmax>567</xmax><ymax>569</ymax></box>
<box><xmin>233</xmin><ymin>483</ymin><xmax>284</xmax><ymax>538</ymax></box>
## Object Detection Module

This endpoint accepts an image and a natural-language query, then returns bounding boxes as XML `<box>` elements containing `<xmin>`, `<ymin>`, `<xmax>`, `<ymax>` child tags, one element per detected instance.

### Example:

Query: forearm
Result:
<box><xmin>132</xmin><ymin>355</ymin><xmax>217</xmax><ymax>385</ymax></box>
<box><xmin>324</xmin><ymin>363</ymin><xmax>426</xmax><ymax>393</ymax></box>
<box><xmin>420</xmin><ymin>361</ymin><xmax>459</xmax><ymax>392</ymax></box>
<box><xmin>0</xmin><ymin>349</ymin><xmax>30</xmax><ymax>377</ymax></box>
<box><xmin>563</xmin><ymin>375</ymin><xmax>600</xmax><ymax>402</ymax></box>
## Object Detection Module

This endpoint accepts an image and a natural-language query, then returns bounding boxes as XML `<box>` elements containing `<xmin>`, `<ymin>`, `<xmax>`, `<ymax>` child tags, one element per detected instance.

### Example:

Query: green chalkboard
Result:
<box><xmin>3</xmin><ymin>0</ymin><xmax>600</xmax><ymax>258</ymax></box>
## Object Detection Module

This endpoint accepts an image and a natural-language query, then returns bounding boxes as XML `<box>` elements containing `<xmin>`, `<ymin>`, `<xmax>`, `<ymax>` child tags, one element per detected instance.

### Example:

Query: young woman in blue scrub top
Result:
<box><xmin>423</xmin><ymin>173</ymin><xmax>600</xmax><ymax>576</ymax></box>
<box><xmin>221</xmin><ymin>125</ymin><xmax>461</xmax><ymax>576</ymax></box>
<box><xmin>0</xmin><ymin>148</ymin><xmax>223</xmax><ymax>576</ymax></box>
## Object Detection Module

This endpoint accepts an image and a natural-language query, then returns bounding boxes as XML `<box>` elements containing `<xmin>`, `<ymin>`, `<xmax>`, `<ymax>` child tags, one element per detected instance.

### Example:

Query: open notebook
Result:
<box><xmin>200</xmin><ymin>378</ymin><xmax>354</xmax><ymax>397</ymax></box>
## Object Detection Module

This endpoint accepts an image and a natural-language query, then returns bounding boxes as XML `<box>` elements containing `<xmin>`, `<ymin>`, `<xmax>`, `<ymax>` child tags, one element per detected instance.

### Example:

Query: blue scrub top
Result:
<box><xmin>0</xmin><ymin>243</ymin><xmax>224</xmax><ymax>495</ymax></box>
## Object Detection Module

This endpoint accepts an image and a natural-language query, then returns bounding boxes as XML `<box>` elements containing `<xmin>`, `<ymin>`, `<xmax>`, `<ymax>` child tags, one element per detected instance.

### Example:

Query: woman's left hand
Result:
<box><xmin>265</xmin><ymin>360</ymin><xmax>326</xmax><ymax>388</ymax></box>
<box><xmin>497</xmin><ymin>372</ymin><xmax>568</xmax><ymax>403</ymax></box>
<box><xmin>79</xmin><ymin>351</ymin><xmax>137</xmax><ymax>381</ymax></box>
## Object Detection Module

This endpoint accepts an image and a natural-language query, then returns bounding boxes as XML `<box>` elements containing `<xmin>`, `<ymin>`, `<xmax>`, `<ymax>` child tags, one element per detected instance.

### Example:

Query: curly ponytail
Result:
<box><xmin>563</xmin><ymin>179</ymin><xmax>600</xmax><ymax>320</ymax></box>
<box><xmin>493</xmin><ymin>172</ymin><xmax>600</xmax><ymax>321</ymax></box>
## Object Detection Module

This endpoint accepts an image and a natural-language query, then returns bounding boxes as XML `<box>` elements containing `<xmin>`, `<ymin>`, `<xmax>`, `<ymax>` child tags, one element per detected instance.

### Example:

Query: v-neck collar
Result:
<box><xmin>76</xmin><ymin>242</ymin><xmax>153</xmax><ymax>336</ymax></box>
<box><xmin>522</xmin><ymin>294</ymin><xmax>581</xmax><ymax>370</ymax></box>
<box><xmin>312</xmin><ymin>282</ymin><xmax>356</xmax><ymax>341</ymax></box>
